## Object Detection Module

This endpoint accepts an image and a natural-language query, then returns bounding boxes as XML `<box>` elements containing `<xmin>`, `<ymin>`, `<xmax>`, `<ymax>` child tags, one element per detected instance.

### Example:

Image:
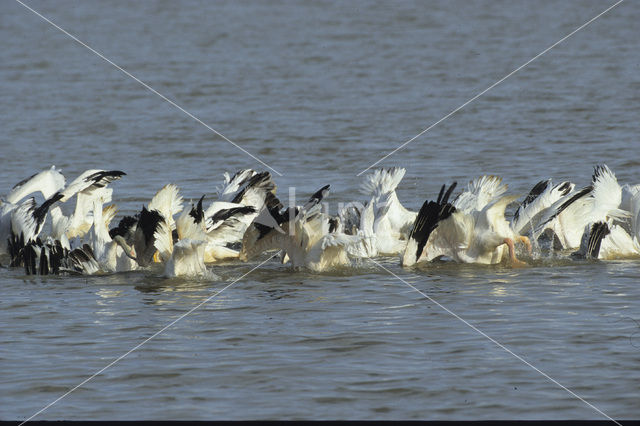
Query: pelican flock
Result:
<box><xmin>1</xmin><ymin>164</ymin><xmax>639</xmax><ymax>278</ymax></box>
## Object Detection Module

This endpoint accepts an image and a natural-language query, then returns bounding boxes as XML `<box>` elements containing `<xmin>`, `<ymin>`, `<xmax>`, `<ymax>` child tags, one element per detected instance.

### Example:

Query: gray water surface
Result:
<box><xmin>1</xmin><ymin>0</ymin><xmax>639</xmax><ymax>420</ymax></box>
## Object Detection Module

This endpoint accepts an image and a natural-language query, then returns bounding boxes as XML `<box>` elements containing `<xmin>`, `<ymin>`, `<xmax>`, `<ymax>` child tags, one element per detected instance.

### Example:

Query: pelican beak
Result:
<box><xmin>153</xmin><ymin>251</ymin><xmax>161</xmax><ymax>263</ymax></box>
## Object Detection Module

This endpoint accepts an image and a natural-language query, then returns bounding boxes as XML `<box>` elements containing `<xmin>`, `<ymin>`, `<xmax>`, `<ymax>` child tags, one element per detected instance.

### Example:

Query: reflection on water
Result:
<box><xmin>96</xmin><ymin>288</ymin><xmax>123</xmax><ymax>300</ymax></box>
<box><xmin>489</xmin><ymin>285</ymin><xmax>509</xmax><ymax>297</ymax></box>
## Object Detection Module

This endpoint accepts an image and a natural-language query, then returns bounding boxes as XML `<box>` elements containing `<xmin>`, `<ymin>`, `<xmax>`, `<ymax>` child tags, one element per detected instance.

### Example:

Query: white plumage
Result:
<box><xmin>241</xmin><ymin>201</ymin><xmax>366</xmax><ymax>272</ymax></box>
<box><xmin>534</xmin><ymin>165</ymin><xmax>630</xmax><ymax>249</ymax></box>
<box><xmin>402</xmin><ymin>177</ymin><xmax>529</xmax><ymax>267</ymax></box>
<box><xmin>163</xmin><ymin>239</ymin><xmax>212</xmax><ymax>278</ymax></box>
<box><xmin>0</xmin><ymin>166</ymin><xmax>66</xmax><ymax>256</ymax></box>
<box><xmin>6</xmin><ymin>165</ymin><xmax>65</xmax><ymax>205</ymax></box>
<box><xmin>86</xmin><ymin>200</ymin><xmax>137</xmax><ymax>273</ymax></box>
<box><xmin>50</xmin><ymin>169</ymin><xmax>125</xmax><ymax>243</ymax></box>
<box><xmin>510</xmin><ymin>179</ymin><xmax>574</xmax><ymax>236</ymax></box>
<box><xmin>355</xmin><ymin>167</ymin><xmax>416</xmax><ymax>255</ymax></box>
<box><xmin>5</xmin><ymin>163</ymin><xmax>640</xmax><ymax>275</ymax></box>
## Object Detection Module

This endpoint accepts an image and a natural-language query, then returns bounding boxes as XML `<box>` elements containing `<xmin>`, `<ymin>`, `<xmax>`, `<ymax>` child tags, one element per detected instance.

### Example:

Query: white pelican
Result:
<box><xmin>1</xmin><ymin>166</ymin><xmax>66</xmax><ymax>257</ymax></box>
<box><xmin>205</xmin><ymin>171</ymin><xmax>277</xmax><ymax>244</ymax></box>
<box><xmin>134</xmin><ymin>206</ymin><xmax>170</xmax><ymax>267</ymax></box>
<box><xmin>84</xmin><ymin>199</ymin><xmax>138</xmax><ymax>273</ymax></box>
<box><xmin>240</xmin><ymin>183</ymin><xmax>330</xmax><ymax>262</ymax></box>
<box><xmin>571</xmin><ymin>220</ymin><xmax>638</xmax><ymax>260</ymax></box>
<box><xmin>49</xmin><ymin>169</ymin><xmax>126</xmax><ymax>246</ymax></box>
<box><xmin>240</xmin><ymin>205</ymin><xmax>365</xmax><ymax>271</ymax></box>
<box><xmin>402</xmin><ymin>176</ymin><xmax>529</xmax><ymax>267</ymax></box>
<box><xmin>360</xmin><ymin>167</ymin><xmax>417</xmax><ymax>234</ymax></box>
<box><xmin>240</xmin><ymin>187</ymin><xmax>368</xmax><ymax>271</ymax></box>
<box><xmin>163</xmin><ymin>239</ymin><xmax>211</xmax><ymax>278</ymax></box>
<box><xmin>356</xmin><ymin>167</ymin><xmax>417</xmax><ymax>255</ymax></box>
<box><xmin>86</xmin><ymin>184</ymin><xmax>182</xmax><ymax>270</ymax></box>
<box><xmin>198</xmin><ymin>170</ymin><xmax>278</xmax><ymax>259</ymax></box>
<box><xmin>6</xmin><ymin>192</ymin><xmax>64</xmax><ymax>264</ymax></box>
<box><xmin>29</xmin><ymin>198</ymin><xmax>137</xmax><ymax>276</ymax></box>
<box><xmin>124</xmin><ymin>184</ymin><xmax>213</xmax><ymax>277</ymax></box>
<box><xmin>337</xmin><ymin>197</ymin><xmax>387</xmax><ymax>258</ymax></box>
<box><xmin>178</xmin><ymin>196</ymin><xmax>257</xmax><ymax>262</ymax></box>
<box><xmin>510</xmin><ymin>179</ymin><xmax>575</xmax><ymax>236</ymax></box>
<box><xmin>571</xmin><ymin>183</ymin><xmax>640</xmax><ymax>260</ymax></box>
<box><xmin>533</xmin><ymin>165</ymin><xmax>630</xmax><ymax>250</ymax></box>
<box><xmin>152</xmin><ymin>197</ymin><xmax>216</xmax><ymax>278</ymax></box>
<box><xmin>123</xmin><ymin>183</ymin><xmax>184</xmax><ymax>268</ymax></box>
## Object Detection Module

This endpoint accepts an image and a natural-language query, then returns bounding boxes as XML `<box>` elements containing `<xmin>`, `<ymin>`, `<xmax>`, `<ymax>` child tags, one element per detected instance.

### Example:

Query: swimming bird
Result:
<box><xmin>85</xmin><ymin>199</ymin><xmax>138</xmax><ymax>273</ymax></box>
<box><xmin>103</xmin><ymin>184</ymin><xmax>183</xmax><ymax>269</ymax></box>
<box><xmin>136</xmin><ymin>184</ymin><xmax>218</xmax><ymax>277</ymax></box>
<box><xmin>163</xmin><ymin>239</ymin><xmax>211</xmax><ymax>278</ymax></box>
<box><xmin>240</xmin><ymin>183</ymin><xmax>329</xmax><ymax>260</ymax></box>
<box><xmin>510</xmin><ymin>179</ymin><xmax>575</xmax><ymax>236</ymax></box>
<box><xmin>402</xmin><ymin>176</ymin><xmax>529</xmax><ymax>267</ymax></box>
<box><xmin>29</xmin><ymin>198</ymin><xmax>137</xmax><ymax>276</ymax></box>
<box><xmin>240</xmin><ymin>185</ymin><xmax>368</xmax><ymax>271</ymax></box>
<box><xmin>49</xmin><ymin>169</ymin><xmax>126</xmax><ymax>247</ymax></box>
<box><xmin>176</xmin><ymin>194</ymin><xmax>256</xmax><ymax>262</ymax></box>
<box><xmin>201</xmin><ymin>171</ymin><xmax>277</xmax><ymax>258</ymax></box>
<box><xmin>152</xmin><ymin>197</ymin><xmax>218</xmax><ymax>277</ymax></box>
<box><xmin>571</xmin><ymin>220</ymin><xmax>638</xmax><ymax>260</ymax></box>
<box><xmin>571</xmin><ymin>183</ymin><xmax>640</xmax><ymax>260</ymax></box>
<box><xmin>240</xmin><ymin>204</ymin><xmax>365</xmax><ymax>271</ymax></box>
<box><xmin>357</xmin><ymin>167</ymin><xmax>417</xmax><ymax>255</ymax></box>
<box><xmin>338</xmin><ymin>198</ymin><xmax>376</xmax><ymax>255</ymax></box>
<box><xmin>6</xmin><ymin>191</ymin><xmax>64</xmax><ymax>265</ymax></box>
<box><xmin>0</xmin><ymin>166</ymin><xmax>66</xmax><ymax>257</ymax></box>
<box><xmin>533</xmin><ymin>165</ymin><xmax>630</xmax><ymax>250</ymax></box>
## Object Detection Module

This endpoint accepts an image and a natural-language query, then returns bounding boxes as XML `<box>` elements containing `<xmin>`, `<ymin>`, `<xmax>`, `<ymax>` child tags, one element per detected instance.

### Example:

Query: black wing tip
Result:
<box><xmin>137</xmin><ymin>207</ymin><xmax>165</xmax><ymax>244</ymax></box>
<box><xmin>233</xmin><ymin>205</ymin><xmax>257</xmax><ymax>216</ymax></box>
<box><xmin>436</xmin><ymin>182</ymin><xmax>457</xmax><ymax>205</ymax></box>
<box><xmin>140</xmin><ymin>206</ymin><xmax>165</xmax><ymax>221</ymax></box>
<box><xmin>85</xmin><ymin>170</ymin><xmax>125</xmax><ymax>179</ymax></box>
<box><xmin>11</xmin><ymin>172</ymin><xmax>38</xmax><ymax>190</ymax></box>
<box><xmin>265</xmin><ymin>192</ymin><xmax>284</xmax><ymax>211</ymax></box>
<box><xmin>410</xmin><ymin>182</ymin><xmax>457</xmax><ymax>261</ymax></box>
<box><xmin>210</xmin><ymin>205</ymin><xmax>257</xmax><ymax>223</ymax></box>
<box><xmin>106</xmin><ymin>170</ymin><xmax>126</xmax><ymax>178</ymax></box>
<box><xmin>528</xmin><ymin>179</ymin><xmax>551</xmax><ymax>198</ymax></box>
<box><xmin>32</xmin><ymin>191</ymin><xmax>64</xmax><ymax>225</ymax></box>
<box><xmin>246</xmin><ymin>171</ymin><xmax>272</xmax><ymax>187</ymax></box>
<box><xmin>514</xmin><ymin>179</ymin><xmax>552</xmax><ymax>221</ymax></box>
<box><xmin>548</xmin><ymin>185</ymin><xmax>593</xmax><ymax>222</ymax></box>
<box><xmin>84</xmin><ymin>170</ymin><xmax>127</xmax><ymax>187</ymax></box>
<box><xmin>592</xmin><ymin>164</ymin><xmax>611</xmax><ymax>183</ymax></box>
<box><xmin>328</xmin><ymin>217</ymin><xmax>339</xmax><ymax>233</ymax></box>
<box><xmin>189</xmin><ymin>195</ymin><xmax>206</xmax><ymax>223</ymax></box>
<box><xmin>309</xmin><ymin>184</ymin><xmax>331</xmax><ymax>202</ymax></box>
<box><xmin>230</xmin><ymin>171</ymin><xmax>275</xmax><ymax>204</ymax></box>
<box><xmin>555</xmin><ymin>181</ymin><xmax>573</xmax><ymax>196</ymax></box>
<box><xmin>109</xmin><ymin>215</ymin><xmax>138</xmax><ymax>239</ymax></box>
<box><xmin>587</xmin><ymin>221</ymin><xmax>611</xmax><ymax>259</ymax></box>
